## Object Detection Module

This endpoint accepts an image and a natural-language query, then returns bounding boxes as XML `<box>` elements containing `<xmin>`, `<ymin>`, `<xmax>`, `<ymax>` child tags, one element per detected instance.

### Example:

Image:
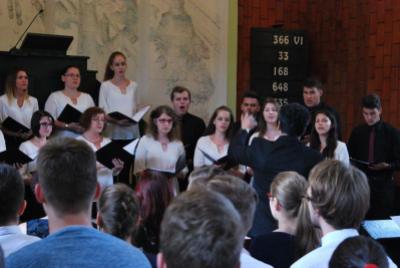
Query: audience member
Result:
<box><xmin>309</xmin><ymin>109</ymin><xmax>349</xmax><ymax>164</ymax></box>
<box><xmin>291</xmin><ymin>160</ymin><xmax>396</xmax><ymax>267</ymax></box>
<box><xmin>228</xmin><ymin>103</ymin><xmax>323</xmax><ymax>236</ymax></box>
<box><xmin>0</xmin><ymin>246</ymin><xmax>4</xmax><ymax>268</ymax></box>
<box><xmin>44</xmin><ymin>65</ymin><xmax>94</xmax><ymax>138</ymax></box>
<box><xmin>189</xmin><ymin>174</ymin><xmax>272</xmax><ymax>268</ymax></box>
<box><xmin>0</xmin><ymin>164</ymin><xmax>40</xmax><ymax>257</ymax></box>
<box><xmin>6</xmin><ymin>138</ymin><xmax>150</xmax><ymax>267</ymax></box>
<box><xmin>348</xmin><ymin>94</ymin><xmax>400</xmax><ymax>219</ymax></box>
<box><xmin>329</xmin><ymin>236</ymin><xmax>389</xmax><ymax>268</ymax></box>
<box><xmin>302</xmin><ymin>77</ymin><xmax>342</xmax><ymax>141</ymax></box>
<box><xmin>250</xmin><ymin>171</ymin><xmax>318</xmax><ymax>268</ymax></box>
<box><xmin>158</xmin><ymin>189</ymin><xmax>243</xmax><ymax>268</ymax></box>
<box><xmin>187</xmin><ymin>165</ymin><xmax>226</xmax><ymax>187</ymax></box>
<box><xmin>134</xmin><ymin>170</ymin><xmax>173</xmax><ymax>254</ymax></box>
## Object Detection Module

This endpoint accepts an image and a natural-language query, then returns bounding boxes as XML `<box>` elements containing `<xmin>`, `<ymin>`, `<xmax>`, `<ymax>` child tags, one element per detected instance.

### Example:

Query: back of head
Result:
<box><xmin>37</xmin><ymin>138</ymin><xmax>97</xmax><ymax>215</ymax></box>
<box><xmin>362</xmin><ymin>94</ymin><xmax>381</xmax><ymax>110</ymax></box>
<box><xmin>190</xmin><ymin>174</ymin><xmax>257</xmax><ymax>232</ymax></box>
<box><xmin>279</xmin><ymin>103</ymin><xmax>310</xmax><ymax>137</ymax></box>
<box><xmin>308</xmin><ymin>160</ymin><xmax>370</xmax><ymax>229</ymax></box>
<box><xmin>98</xmin><ymin>183</ymin><xmax>140</xmax><ymax>241</ymax></box>
<box><xmin>329</xmin><ymin>236</ymin><xmax>389</xmax><ymax>268</ymax></box>
<box><xmin>187</xmin><ymin>166</ymin><xmax>226</xmax><ymax>188</ymax></box>
<box><xmin>160</xmin><ymin>189</ymin><xmax>243</xmax><ymax>268</ymax></box>
<box><xmin>0</xmin><ymin>164</ymin><xmax>24</xmax><ymax>225</ymax></box>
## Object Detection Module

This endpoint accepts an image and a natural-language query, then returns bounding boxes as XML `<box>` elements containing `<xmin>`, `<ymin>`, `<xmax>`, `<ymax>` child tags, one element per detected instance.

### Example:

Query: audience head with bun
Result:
<box><xmin>97</xmin><ymin>183</ymin><xmax>140</xmax><ymax>242</ymax></box>
<box><xmin>158</xmin><ymin>189</ymin><xmax>243</xmax><ymax>268</ymax></box>
<box><xmin>329</xmin><ymin>236</ymin><xmax>388</xmax><ymax>268</ymax></box>
<box><xmin>279</xmin><ymin>103</ymin><xmax>310</xmax><ymax>137</ymax></box>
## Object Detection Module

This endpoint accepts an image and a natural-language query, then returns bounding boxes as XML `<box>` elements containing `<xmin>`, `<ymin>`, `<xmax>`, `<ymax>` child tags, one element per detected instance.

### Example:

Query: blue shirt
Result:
<box><xmin>6</xmin><ymin>225</ymin><xmax>151</xmax><ymax>268</ymax></box>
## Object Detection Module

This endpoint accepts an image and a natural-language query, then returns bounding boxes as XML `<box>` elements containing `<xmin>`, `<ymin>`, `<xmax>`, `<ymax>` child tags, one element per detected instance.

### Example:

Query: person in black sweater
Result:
<box><xmin>170</xmin><ymin>86</ymin><xmax>205</xmax><ymax>189</ymax></box>
<box><xmin>348</xmin><ymin>94</ymin><xmax>400</xmax><ymax>219</ymax></box>
<box><xmin>228</xmin><ymin>103</ymin><xmax>323</xmax><ymax>237</ymax></box>
<box><xmin>302</xmin><ymin>77</ymin><xmax>342</xmax><ymax>141</ymax></box>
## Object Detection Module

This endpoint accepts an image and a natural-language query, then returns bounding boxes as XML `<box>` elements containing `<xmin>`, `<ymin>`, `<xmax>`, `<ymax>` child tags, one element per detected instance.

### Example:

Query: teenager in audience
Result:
<box><xmin>6</xmin><ymin>138</ymin><xmax>151</xmax><ymax>267</ymax></box>
<box><xmin>0</xmin><ymin>164</ymin><xmax>40</xmax><ymax>257</ymax></box>
<box><xmin>249</xmin><ymin>98</ymin><xmax>281</xmax><ymax>143</ymax></box>
<box><xmin>291</xmin><ymin>160</ymin><xmax>396</xmax><ymax>268</ymax></box>
<box><xmin>309</xmin><ymin>109</ymin><xmax>349</xmax><ymax>164</ymax></box>
<box><xmin>329</xmin><ymin>236</ymin><xmax>389</xmax><ymax>268</ymax></box>
<box><xmin>77</xmin><ymin>107</ymin><xmax>124</xmax><ymax>192</ymax></box>
<box><xmin>134</xmin><ymin>170</ymin><xmax>173</xmax><ymax>254</ymax></box>
<box><xmin>193</xmin><ymin>106</ymin><xmax>234</xmax><ymax>168</ymax></box>
<box><xmin>44</xmin><ymin>65</ymin><xmax>94</xmax><ymax>138</ymax></box>
<box><xmin>228</xmin><ymin>103</ymin><xmax>323</xmax><ymax>237</ymax></box>
<box><xmin>158</xmin><ymin>189</ymin><xmax>243</xmax><ymax>268</ymax></box>
<box><xmin>99</xmin><ymin>51</ymin><xmax>140</xmax><ymax>140</ymax></box>
<box><xmin>189</xmin><ymin>174</ymin><xmax>273</xmax><ymax>268</ymax></box>
<box><xmin>134</xmin><ymin>106</ymin><xmax>186</xmax><ymax>192</ymax></box>
<box><xmin>18</xmin><ymin>111</ymin><xmax>54</xmax><ymax>222</ymax></box>
<box><xmin>250</xmin><ymin>171</ymin><xmax>318</xmax><ymax>268</ymax></box>
<box><xmin>0</xmin><ymin>68</ymin><xmax>38</xmax><ymax>148</ymax></box>
<box><xmin>187</xmin><ymin>165</ymin><xmax>226</xmax><ymax>187</ymax></box>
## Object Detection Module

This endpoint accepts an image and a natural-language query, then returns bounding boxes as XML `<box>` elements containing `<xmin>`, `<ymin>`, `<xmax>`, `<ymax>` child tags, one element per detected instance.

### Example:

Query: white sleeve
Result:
<box><xmin>87</xmin><ymin>94</ymin><xmax>95</xmax><ymax>108</ymax></box>
<box><xmin>44</xmin><ymin>93</ymin><xmax>59</xmax><ymax>118</ymax></box>
<box><xmin>0</xmin><ymin>130</ymin><xmax>6</xmax><ymax>152</ymax></box>
<box><xmin>32</xmin><ymin>97</ymin><xmax>39</xmax><ymax>113</ymax></box>
<box><xmin>98</xmin><ymin>83</ymin><xmax>109</xmax><ymax>113</ymax></box>
<box><xmin>132</xmin><ymin>81</ymin><xmax>138</xmax><ymax>113</ymax></box>
<box><xmin>336</xmin><ymin>142</ymin><xmax>350</xmax><ymax>166</ymax></box>
<box><xmin>193</xmin><ymin>138</ymin><xmax>205</xmax><ymax>168</ymax></box>
<box><xmin>0</xmin><ymin>98</ymin><xmax>6</xmax><ymax>122</ymax></box>
<box><xmin>133</xmin><ymin>137</ymin><xmax>148</xmax><ymax>174</ymax></box>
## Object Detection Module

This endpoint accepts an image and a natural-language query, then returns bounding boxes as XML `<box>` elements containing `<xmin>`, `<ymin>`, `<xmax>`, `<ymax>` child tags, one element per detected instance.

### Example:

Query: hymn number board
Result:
<box><xmin>251</xmin><ymin>28</ymin><xmax>309</xmax><ymax>105</ymax></box>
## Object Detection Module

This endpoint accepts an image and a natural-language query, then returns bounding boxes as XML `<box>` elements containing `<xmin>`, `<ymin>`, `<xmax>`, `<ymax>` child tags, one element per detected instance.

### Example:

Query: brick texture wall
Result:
<box><xmin>238</xmin><ymin>0</ymin><xmax>400</xmax><ymax>139</ymax></box>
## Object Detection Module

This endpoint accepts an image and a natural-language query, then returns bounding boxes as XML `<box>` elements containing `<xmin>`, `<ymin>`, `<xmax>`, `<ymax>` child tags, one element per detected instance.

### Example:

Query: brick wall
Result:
<box><xmin>238</xmin><ymin>0</ymin><xmax>400</xmax><ymax>139</ymax></box>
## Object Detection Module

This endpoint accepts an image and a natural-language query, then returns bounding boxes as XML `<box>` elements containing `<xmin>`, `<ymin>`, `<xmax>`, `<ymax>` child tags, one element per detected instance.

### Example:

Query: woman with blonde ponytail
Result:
<box><xmin>249</xmin><ymin>171</ymin><xmax>319</xmax><ymax>268</ymax></box>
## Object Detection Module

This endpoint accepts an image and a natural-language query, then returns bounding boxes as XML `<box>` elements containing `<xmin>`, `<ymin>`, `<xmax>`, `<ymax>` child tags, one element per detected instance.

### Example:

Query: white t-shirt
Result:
<box><xmin>45</xmin><ymin>90</ymin><xmax>95</xmax><ymax>138</ymax></box>
<box><xmin>193</xmin><ymin>135</ymin><xmax>229</xmax><ymax>168</ymax></box>
<box><xmin>134</xmin><ymin>135</ymin><xmax>185</xmax><ymax>174</ymax></box>
<box><xmin>0</xmin><ymin>95</ymin><xmax>39</xmax><ymax>128</ymax></box>
<box><xmin>98</xmin><ymin>80</ymin><xmax>139</xmax><ymax>140</ymax></box>
<box><xmin>76</xmin><ymin>135</ymin><xmax>113</xmax><ymax>191</ymax></box>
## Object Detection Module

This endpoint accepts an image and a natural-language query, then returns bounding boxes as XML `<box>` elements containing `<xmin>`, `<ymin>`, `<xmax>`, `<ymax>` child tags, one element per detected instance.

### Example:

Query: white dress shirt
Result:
<box><xmin>0</xmin><ymin>225</ymin><xmax>40</xmax><ymax>257</ymax></box>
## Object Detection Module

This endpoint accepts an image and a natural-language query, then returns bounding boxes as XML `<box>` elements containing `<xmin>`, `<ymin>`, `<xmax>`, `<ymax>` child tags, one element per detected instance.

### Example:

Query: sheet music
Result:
<box><xmin>362</xmin><ymin>220</ymin><xmax>400</xmax><ymax>239</ymax></box>
<box><xmin>132</xmin><ymin>105</ymin><xmax>151</xmax><ymax>122</ymax></box>
<box><xmin>123</xmin><ymin>138</ymin><xmax>140</xmax><ymax>155</ymax></box>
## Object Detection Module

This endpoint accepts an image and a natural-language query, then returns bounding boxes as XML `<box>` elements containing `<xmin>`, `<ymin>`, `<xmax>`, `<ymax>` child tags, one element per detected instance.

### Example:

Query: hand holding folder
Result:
<box><xmin>95</xmin><ymin>141</ymin><xmax>133</xmax><ymax>169</ymax></box>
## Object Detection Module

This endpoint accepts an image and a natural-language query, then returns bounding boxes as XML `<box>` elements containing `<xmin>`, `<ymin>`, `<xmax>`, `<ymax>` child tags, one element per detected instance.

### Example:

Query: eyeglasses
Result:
<box><xmin>157</xmin><ymin>119</ymin><xmax>173</xmax><ymax>124</ymax></box>
<box><xmin>40</xmin><ymin>122</ymin><xmax>53</xmax><ymax>128</ymax></box>
<box><xmin>64</xmin><ymin>74</ymin><xmax>81</xmax><ymax>78</ymax></box>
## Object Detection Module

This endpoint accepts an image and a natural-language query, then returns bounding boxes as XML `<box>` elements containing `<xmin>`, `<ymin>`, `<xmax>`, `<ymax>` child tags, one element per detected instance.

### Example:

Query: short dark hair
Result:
<box><xmin>37</xmin><ymin>138</ymin><xmax>97</xmax><ymax>215</ymax></box>
<box><xmin>241</xmin><ymin>90</ymin><xmax>260</xmax><ymax>104</ymax></box>
<box><xmin>309</xmin><ymin>160</ymin><xmax>370</xmax><ymax>229</ymax></box>
<box><xmin>31</xmin><ymin>110</ymin><xmax>54</xmax><ymax>138</ymax></box>
<box><xmin>0</xmin><ymin>164</ymin><xmax>24</xmax><ymax>225</ymax></box>
<box><xmin>362</xmin><ymin>94</ymin><xmax>381</xmax><ymax>110</ymax></box>
<box><xmin>80</xmin><ymin>107</ymin><xmax>105</xmax><ymax>131</ymax></box>
<box><xmin>303</xmin><ymin>77</ymin><xmax>323</xmax><ymax>90</ymax></box>
<box><xmin>160</xmin><ymin>189</ymin><xmax>243</xmax><ymax>268</ymax></box>
<box><xmin>279</xmin><ymin>103</ymin><xmax>310</xmax><ymax>137</ymax></box>
<box><xmin>148</xmin><ymin>105</ymin><xmax>180</xmax><ymax>140</ymax></box>
<box><xmin>203</xmin><ymin>106</ymin><xmax>235</xmax><ymax>140</ymax></box>
<box><xmin>329</xmin><ymin>236</ymin><xmax>389</xmax><ymax>268</ymax></box>
<box><xmin>98</xmin><ymin>183</ymin><xmax>140</xmax><ymax>240</ymax></box>
<box><xmin>170</xmin><ymin>86</ymin><xmax>191</xmax><ymax>101</ymax></box>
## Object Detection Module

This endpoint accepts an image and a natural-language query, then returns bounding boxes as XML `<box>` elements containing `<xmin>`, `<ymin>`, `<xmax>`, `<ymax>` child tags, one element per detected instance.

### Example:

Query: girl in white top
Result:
<box><xmin>194</xmin><ymin>106</ymin><xmax>234</xmax><ymax>167</ymax></box>
<box><xmin>99</xmin><ymin>51</ymin><xmax>140</xmax><ymax>140</ymax></box>
<box><xmin>249</xmin><ymin>98</ymin><xmax>282</xmax><ymax>144</ymax></box>
<box><xmin>134</xmin><ymin>105</ymin><xmax>186</xmax><ymax>176</ymax></box>
<box><xmin>76</xmin><ymin>107</ymin><xmax>124</xmax><ymax>192</ymax></box>
<box><xmin>0</xmin><ymin>68</ymin><xmax>38</xmax><ymax>141</ymax></box>
<box><xmin>45</xmin><ymin>65</ymin><xmax>95</xmax><ymax>138</ymax></box>
<box><xmin>309</xmin><ymin>109</ymin><xmax>350</xmax><ymax>165</ymax></box>
<box><xmin>19</xmin><ymin>111</ymin><xmax>54</xmax><ymax>183</ymax></box>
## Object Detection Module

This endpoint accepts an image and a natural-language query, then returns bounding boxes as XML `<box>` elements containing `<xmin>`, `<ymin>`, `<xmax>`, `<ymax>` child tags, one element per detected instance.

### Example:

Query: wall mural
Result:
<box><xmin>0</xmin><ymin>0</ymin><xmax>229</xmax><ymax>118</ymax></box>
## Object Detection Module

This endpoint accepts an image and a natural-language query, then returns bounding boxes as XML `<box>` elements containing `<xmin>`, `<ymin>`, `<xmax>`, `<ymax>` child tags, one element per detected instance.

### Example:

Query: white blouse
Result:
<box><xmin>19</xmin><ymin>140</ymin><xmax>40</xmax><ymax>174</ymax></box>
<box><xmin>0</xmin><ymin>95</ymin><xmax>39</xmax><ymax>128</ymax></box>
<box><xmin>98</xmin><ymin>80</ymin><xmax>139</xmax><ymax>140</ymax></box>
<box><xmin>334</xmin><ymin>141</ymin><xmax>350</xmax><ymax>165</ymax></box>
<box><xmin>76</xmin><ymin>135</ymin><xmax>113</xmax><ymax>191</ymax></box>
<box><xmin>134</xmin><ymin>135</ymin><xmax>185</xmax><ymax>174</ymax></box>
<box><xmin>45</xmin><ymin>91</ymin><xmax>95</xmax><ymax>138</ymax></box>
<box><xmin>193</xmin><ymin>135</ymin><xmax>229</xmax><ymax>168</ymax></box>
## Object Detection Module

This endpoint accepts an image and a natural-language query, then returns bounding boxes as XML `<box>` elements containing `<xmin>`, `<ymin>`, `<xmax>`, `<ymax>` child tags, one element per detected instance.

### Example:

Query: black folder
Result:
<box><xmin>57</xmin><ymin>104</ymin><xmax>82</xmax><ymax>124</ymax></box>
<box><xmin>0</xmin><ymin>149</ymin><xmax>33</xmax><ymax>165</ymax></box>
<box><xmin>199</xmin><ymin>149</ymin><xmax>234</xmax><ymax>170</ymax></box>
<box><xmin>350</xmin><ymin>157</ymin><xmax>373</xmax><ymax>167</ymax></box>
<box><xmin>95</xmin><ymin>141</ymin><xmax>133</xmax><ymax>169</ymax></box>
<box><xmin>2</xmin><ymin>117</ymin><xmax>30</xmax><ymax>133</ymax></box>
